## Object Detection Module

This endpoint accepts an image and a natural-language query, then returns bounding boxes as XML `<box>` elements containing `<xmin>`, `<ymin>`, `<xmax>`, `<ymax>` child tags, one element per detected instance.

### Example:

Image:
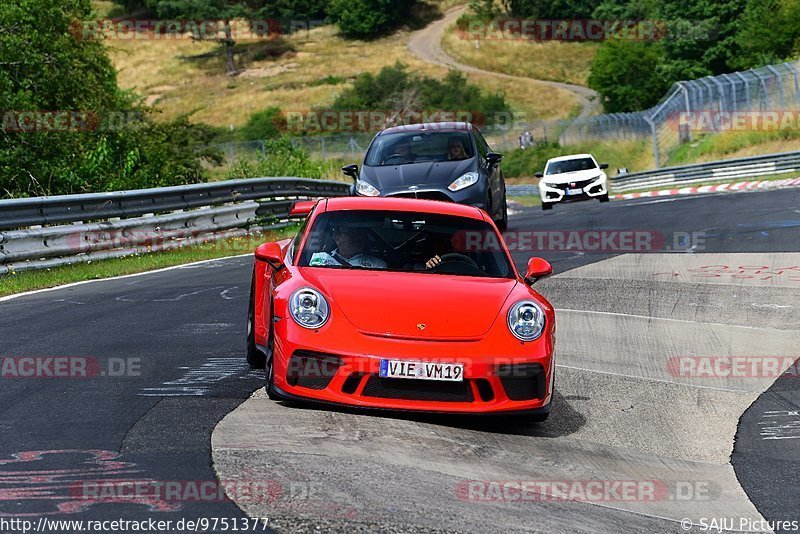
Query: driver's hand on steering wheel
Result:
<box><xmin>425</xmin><ymin>255</ymin><xmax>442</xmax><ymax>269</ymax></box>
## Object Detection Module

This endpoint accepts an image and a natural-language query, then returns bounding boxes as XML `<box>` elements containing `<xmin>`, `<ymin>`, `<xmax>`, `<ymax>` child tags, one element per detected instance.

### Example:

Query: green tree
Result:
<box><xmin>588</xmin><ymin>37</ymin><xmax>669</xmax><ymax>112</ymax></box>
<box><xmin>146</xmin><ymin>0</ymin><xmax>249</xmax><ymax>74</ymax></box>
<box><xmin>510</xmin><ymin>0</ymin><xmax>603</xmax><ymax>18</ymax></box>
<box><xmin>327</xmin><ymin>0</ymin><xmax>406</xmax><ymax>39</ymax></box>
<box><xmin>734</xmin><ymin>0</ymin><xmax>800</xmax><ymax>69</ymax></box>
<box><xmin>0</xmin><ymin>0</ymin><xmax>220</xmax><ymax>197</ymax></box>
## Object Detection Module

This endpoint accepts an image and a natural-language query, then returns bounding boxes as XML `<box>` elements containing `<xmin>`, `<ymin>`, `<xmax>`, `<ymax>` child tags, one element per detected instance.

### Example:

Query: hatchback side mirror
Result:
<box><xmin>486</xmin><ymin>152</ymin><xmax>503</xmax><ymax>165</ymax></box>
<box><xmin>599</xmin><ymin>163</ymin><xmax>609</xmax><ymax>170</ymax></box>
<box><xmin>534</xmin><ymin>172</ymin><xmax>544</xmax><ymax>179</ymax></box>
<box><xmin>525</xmin><ymin>257</ymin><xmax>552</xmax><ymax>285</ymax></box>
<box><xmin>342</xmin><ymin>164</ymin><xmax>358</xmax><ymax>181</ymax></box>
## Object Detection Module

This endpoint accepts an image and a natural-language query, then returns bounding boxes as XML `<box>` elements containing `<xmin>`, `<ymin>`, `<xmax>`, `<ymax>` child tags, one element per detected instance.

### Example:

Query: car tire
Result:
<box><xmin>264</xmin><ymin>305</ymin><xmax>282</xmax><ymax>401</ymax></box>
<box><xmin>496</xmin><ymin>196</ymin><xmax>508</xmax><ymax>231</ymax></box>
<box><xmin>246</xmin><ymin>276</ymin><xmax>266</xmax><ymax>369</ymax></box>
<box><xmin>541</xmin><ymin>202</ymin><xmax>553</xmax><ymax>211</ymax></box>
<box><xmin>599</xmin><ymin>194</ymin><xmax>610</xmax><ymax>203</ymax></box>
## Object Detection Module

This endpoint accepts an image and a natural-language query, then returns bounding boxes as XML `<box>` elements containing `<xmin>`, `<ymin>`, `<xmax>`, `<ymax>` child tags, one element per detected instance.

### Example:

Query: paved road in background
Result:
<box><xmin>1</xmin><ymin>189</ymin><xmax>799</xmax><ymax>532</ymax></box>
<box><xmin>407</xmin><ymin>6</ymin><xmax>601</xmax><ymax>118</ymax></box>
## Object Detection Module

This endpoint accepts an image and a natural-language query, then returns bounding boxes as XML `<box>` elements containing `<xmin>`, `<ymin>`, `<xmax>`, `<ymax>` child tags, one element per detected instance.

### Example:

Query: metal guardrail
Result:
<box><xmin>610</xmin><ymin>150</ymin><xmax>800</xmax><ymax>192</ymax></box>
<box><xmin>505</xmin><ymin>150</ymin><xmax>800</xmax><ymax>196</ymax></box>
<box><xmin>0</xmin><ymin>178</ymin><xmax>350</xmax><ymax>274</ymax></box>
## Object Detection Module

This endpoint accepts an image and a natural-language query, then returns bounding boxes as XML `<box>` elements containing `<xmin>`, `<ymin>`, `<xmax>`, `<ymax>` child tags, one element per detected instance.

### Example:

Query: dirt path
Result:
<box><xmin>408</xmin><ymin>6</ymin><xmax>601</xmax><ymax>119</ymax></box>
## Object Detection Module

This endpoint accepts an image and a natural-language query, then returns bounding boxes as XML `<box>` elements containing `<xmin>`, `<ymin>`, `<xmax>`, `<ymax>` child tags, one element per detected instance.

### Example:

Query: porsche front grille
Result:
<box><xmin>361</xmin><ymin>375</ymin><xmax>474</xmax><ymax>402</ymax></box>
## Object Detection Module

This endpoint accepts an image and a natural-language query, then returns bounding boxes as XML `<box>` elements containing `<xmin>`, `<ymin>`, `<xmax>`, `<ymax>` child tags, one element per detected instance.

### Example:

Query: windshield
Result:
<box><xmin>298</xmin><ymin>210</ymin><xmax>514</xmax><ymax>278</ymax></box>
<box><xmin>364</xmin><ymin>131</ymin><xmax>474</xmax><ymax>166</ymax></box>
<box><xmin>545</xmin><ymin>157</ymin><xmax>597</xmax><ymax>175</ymax></box>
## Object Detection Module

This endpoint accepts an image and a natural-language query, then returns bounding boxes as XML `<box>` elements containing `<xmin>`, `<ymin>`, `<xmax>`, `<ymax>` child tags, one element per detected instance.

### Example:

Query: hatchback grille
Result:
<box><xmin>388</xmin><ymin>191</ymin><xmax>453</xmax><ymax>202</ymax></box>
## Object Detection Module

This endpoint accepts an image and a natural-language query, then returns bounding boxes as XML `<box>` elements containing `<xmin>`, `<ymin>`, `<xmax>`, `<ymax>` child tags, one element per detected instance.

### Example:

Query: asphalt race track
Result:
<box><xmin>1</xmin><ymin>188</ymin><xmax>799</xmax><ymax>533</ymax></box>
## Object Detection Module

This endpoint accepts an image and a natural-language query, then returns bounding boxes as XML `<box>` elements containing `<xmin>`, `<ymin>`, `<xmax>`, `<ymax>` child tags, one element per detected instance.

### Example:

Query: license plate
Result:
<box><xmin>379</xmin><ymin>359</ymin><xmax>464</xmax><ymax>382</ymax></box>
<box><xmin>565</xmin><ymin>188</ymin><xmax>583</xmax><ymax>195</ymax></box>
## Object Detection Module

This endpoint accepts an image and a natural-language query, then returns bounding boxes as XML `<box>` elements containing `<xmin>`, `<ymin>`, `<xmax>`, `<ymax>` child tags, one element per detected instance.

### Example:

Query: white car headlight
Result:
<box><xmin>507</xmin><ymin>300</ymin><xmax>545</xmax><ymax>341</ymax></box>
<box><xmin>448</xmin><ymin>172</ymin><xmax>480</xmax><ymax>192</ymax></box>
<box><xmin>356</xmin><ymin>180</ymin><xmax>380</xmax><ymax>197</ymax></box>
<box><xmin>290</xmin><ymin>287</ymin><xmax>330</xmax><ymax>329</ymax></box>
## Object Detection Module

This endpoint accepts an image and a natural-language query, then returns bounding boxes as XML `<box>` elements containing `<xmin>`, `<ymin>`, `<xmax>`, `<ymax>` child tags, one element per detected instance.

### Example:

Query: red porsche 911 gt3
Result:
<box><xmin>246</xmin><ymin>196</ymin><xmax>555</xmax><ymax>420</ymax></box>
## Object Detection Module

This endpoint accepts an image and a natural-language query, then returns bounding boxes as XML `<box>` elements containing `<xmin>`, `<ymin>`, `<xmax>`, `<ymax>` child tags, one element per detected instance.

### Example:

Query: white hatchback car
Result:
<box><xmin>536</xmin><ymin>154</ymin><xmax>610</xmax><ymax>210</ymax></box>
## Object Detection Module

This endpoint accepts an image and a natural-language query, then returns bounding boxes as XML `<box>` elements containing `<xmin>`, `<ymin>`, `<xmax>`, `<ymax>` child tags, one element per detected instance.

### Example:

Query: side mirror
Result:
<box><xmin>255</xmin><ymin>242</ymin><xmax>284</xmax><ymax>270</ymax></box>
<box><xmin>599</xmin><ymin>163</ymin><xmax>609</xmax><ymax>170</ymax></box>
<box><xmin>534</xmin><ymin>172</ymin><xmax>544</xmax><ymax>179</ymax></box>
<box><xmin>486</xmin><ymin>152</ymin><xmax>503</xmax><ymax>165</ymax></box>
<box><xmin>525</xmin><ymin>257</ymin><xmax>552</xmax><ymax>285</ymax></box>
<box><xmin>341</xmin><ymin>164</ymin><xmax>359</xmax><ymax>181</ymax></box>
<box><xmin>289</xmin><ymin>200</ymin><xmax>316</xmax><ymax>217</ymax></box>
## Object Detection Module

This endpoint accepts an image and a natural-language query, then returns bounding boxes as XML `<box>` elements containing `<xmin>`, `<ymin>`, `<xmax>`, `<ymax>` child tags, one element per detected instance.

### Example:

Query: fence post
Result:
<box><xmin>735</xmin><ymin>72</ymin><xmax>751</xmax><ymax>109</ymax></box>
<box><xmin>678</xmin><ymin>82</ymin><xmax>694</xmax><ymax>142</ymax></box>
<box><xmin>766</xmin><ymin>65</ymin><xmax>785</xmax><ymax>108</ymax></box>
<box><xmin>753</xmin><ymin>69</ymin><xmax>769</xmax><ymax>110</ymax></box>
<box><xmin>321</xmin><ymin>137</ymin><xmax>327</xmax><ymax>161</ymax></box>
<box><xmin>785</xmin><ymin>62</ymin><xmax>800</xmax><ymax>107</ymax></box>
<box><xmin>645</xmin><ymin>115</ymin><xmax>659</xmax><ymax>168</ymax></box>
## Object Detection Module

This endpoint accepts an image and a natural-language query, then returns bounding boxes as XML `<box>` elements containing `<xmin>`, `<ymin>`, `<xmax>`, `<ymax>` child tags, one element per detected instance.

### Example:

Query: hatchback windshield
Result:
<box><xmin>298</xmin><ymin>210</ymin><xmax>514</xmax><ymax>278</ymax></box>
<box><xmin>545</xmin><ymin>157</ymin><xmax>597</xmax><ymax>175</ymax></box>
<box><xmin>364</xmin><ymin>131</ymin><xmax>474</xmax><ymax>166</ymax></box>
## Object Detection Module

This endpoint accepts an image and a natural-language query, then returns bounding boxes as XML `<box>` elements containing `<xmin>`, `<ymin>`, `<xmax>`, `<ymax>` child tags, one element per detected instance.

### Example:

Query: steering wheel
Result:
<box><xmin>438</xmin><ymin>253</ymin><xmax>479</xmax><ymax>269</ymax></box>
<box><xmin>382</xmin><ymin>153</ymin><xmax>411</xmax><ymax>165</ymax></box>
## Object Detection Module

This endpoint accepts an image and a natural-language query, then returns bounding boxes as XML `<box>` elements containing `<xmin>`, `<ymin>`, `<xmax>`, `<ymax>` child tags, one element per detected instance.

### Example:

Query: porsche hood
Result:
<box><xmin>300</xmin><ymin>269</ymin><xmax>518</xmax><ymax>340</ymax></box>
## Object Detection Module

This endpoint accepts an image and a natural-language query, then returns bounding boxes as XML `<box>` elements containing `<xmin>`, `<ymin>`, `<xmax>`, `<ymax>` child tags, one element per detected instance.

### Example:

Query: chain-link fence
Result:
<box><xmin>207</xmin><ymin>61</ymin><xmax>799</xmax><ymax>169</ymax></box>
<box><xmin>519</xmin><ymin>61</ymin><xmax>800</xmax><ymax>167</ymax></box>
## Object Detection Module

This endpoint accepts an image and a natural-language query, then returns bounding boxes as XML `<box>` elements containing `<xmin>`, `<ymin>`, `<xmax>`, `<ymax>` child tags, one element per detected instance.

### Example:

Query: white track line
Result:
<box><xmin>0</xmin><ymin>254</ymin><xmax>251</xmax><ymax>303</ymax></box>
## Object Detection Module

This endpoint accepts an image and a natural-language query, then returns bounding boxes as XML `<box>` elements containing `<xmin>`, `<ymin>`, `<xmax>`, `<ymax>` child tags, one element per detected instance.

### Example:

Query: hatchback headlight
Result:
<box><xmin>356</xmin><ymin>180</ymin><xmax>380</xmax><ymax>197</ymax></box>
<box><xmin>290</xmin><ymin>287</ymin><xmax>330</xmax><ymax>329</ymax></box>
<box><xmin>448</xmin><ymin>172</ymin><xmax>480</xmax><ymax>192</ymax></box>
<box><xmin>507</xmin><ymin>300</ymin><xmax>545</xmax><ymax>341</ymax></box>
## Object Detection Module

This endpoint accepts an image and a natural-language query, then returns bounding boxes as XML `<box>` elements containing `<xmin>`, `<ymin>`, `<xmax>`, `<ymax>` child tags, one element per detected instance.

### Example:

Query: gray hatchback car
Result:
<box><xmin>342</xmin><ymin>122</ymin><xmax>508</xmax><ymax>230</ymax></box>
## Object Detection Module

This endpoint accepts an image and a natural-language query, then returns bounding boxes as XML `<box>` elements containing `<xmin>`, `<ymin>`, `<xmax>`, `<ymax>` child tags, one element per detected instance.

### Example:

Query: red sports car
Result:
<box><xmin>246</xmin><ymin>197</ymin><xmax>555</xmax><ymax>419</ymax></box>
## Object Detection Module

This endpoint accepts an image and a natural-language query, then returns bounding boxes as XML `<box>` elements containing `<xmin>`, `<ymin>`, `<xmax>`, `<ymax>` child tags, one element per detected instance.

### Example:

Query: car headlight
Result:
<box><xmin>448</xmin><ymin>172</ymin><xmax>480</xmax><ymax>192</ymax></box>
<box><xmin>356</xmin><ymin>180</ymin><xmax>380</xmax><ymax>197</ymax></box>
<box><xmin>289</xmin><ymin>287</ymin><xmax>330</xmax><ymax>329</ymax></box>
<box><xmin>507</xmin><ymin>300</ymin><xmax>545</xmax><ymax>341</ymax></box>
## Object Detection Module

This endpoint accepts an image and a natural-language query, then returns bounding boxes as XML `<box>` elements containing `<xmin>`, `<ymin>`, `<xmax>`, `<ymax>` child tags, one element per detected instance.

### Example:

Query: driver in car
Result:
<box><xmin>310</xmin><ymin>226</ymin><xmax>387</xmax><ymax>269</ymax></box>
<box><xmin>383</xmin><ymin>139</ymin><xmax>414</xmax><ymax>164</ymax></box>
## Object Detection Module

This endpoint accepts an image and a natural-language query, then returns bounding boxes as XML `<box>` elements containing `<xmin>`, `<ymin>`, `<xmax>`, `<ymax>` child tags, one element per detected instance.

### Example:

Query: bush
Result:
<box><xmin>329</xmin><ymin>63</ymin><xmax>512</xmax><ymax>128</ymax></box>
<box><xmin>227</xmin><ymin>137</ymin><xmax>325</xmax><ymax>179</ymax></box>
<box><xmin>327</xmin><ymin>0</ymin><xmax>406</xmax><ymax>39</ymax></box>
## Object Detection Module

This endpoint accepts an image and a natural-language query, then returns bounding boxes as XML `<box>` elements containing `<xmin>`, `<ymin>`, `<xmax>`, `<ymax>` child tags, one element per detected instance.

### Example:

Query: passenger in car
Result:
<box><xmin>309</xmin><ymin>226</ymin><xmax>387</xmax><ymax>269</ymax></box>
